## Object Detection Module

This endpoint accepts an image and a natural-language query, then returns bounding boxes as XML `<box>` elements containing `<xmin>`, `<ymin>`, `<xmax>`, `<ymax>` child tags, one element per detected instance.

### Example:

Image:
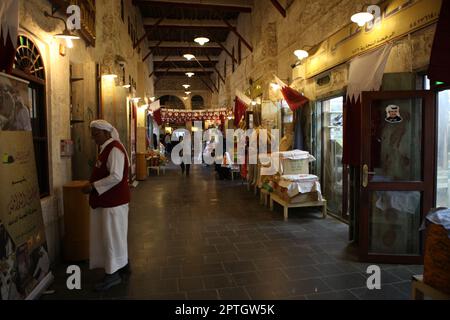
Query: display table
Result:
<box><xmin>63</xmin><ymin>181</ymin><xmax>90</xmax><ymax>262</ymax></box>
<box><xmin>411</xmin><ymin>275</ymin><xmax>450</xmax><ymax>300</ymax></box>
<box><xmin>270</xmin><ymin>192</ymin><xmax>327</xmax><ymax>221</ymax></box>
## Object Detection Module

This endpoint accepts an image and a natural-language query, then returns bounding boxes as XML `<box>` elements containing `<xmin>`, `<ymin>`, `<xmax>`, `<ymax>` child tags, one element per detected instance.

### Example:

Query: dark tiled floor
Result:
<box><xmin>42</xmin><ymin>164</ymin><xmax>422</xmax><ymax>300</ymax></box>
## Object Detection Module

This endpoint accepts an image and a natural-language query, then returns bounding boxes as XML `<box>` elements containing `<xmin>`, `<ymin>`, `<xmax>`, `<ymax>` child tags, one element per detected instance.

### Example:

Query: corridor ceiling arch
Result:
<box><xmin>159</xmin><ymin>95</ymin><xmax>186</xmax><ymax>109</ymax></box>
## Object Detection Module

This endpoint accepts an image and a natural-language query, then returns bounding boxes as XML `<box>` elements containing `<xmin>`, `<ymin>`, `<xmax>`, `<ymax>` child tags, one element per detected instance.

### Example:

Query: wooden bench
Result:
<box><xmin>270</xmin><ymin>192</ymin><xmax>327</xmax><ymax>221</ymax></box>
<box><xmin>411</xmin><ymin>275</ymin><xmax>450</xmax><ymax>300</ymax></box>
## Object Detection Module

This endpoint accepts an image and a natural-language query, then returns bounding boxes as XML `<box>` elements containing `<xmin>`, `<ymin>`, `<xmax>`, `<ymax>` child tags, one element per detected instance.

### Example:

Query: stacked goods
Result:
<box><xmin>272</xmin><ymin>174</ymin><xmax>323</xmax><ymax>203</ymax></box>
<box><xmin>278</xmin><ymin>150</ymin><xmax>316</xmax><ymax>175</ymax></box>
<box><xmin>421</xmin><ymin>209</ymin><xmax>450</xmax><ymax>294</ymax></box>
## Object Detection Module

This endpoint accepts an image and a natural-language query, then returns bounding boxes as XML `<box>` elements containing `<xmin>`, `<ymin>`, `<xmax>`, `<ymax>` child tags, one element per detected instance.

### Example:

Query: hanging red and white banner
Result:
<box><xmin>161</xmin><ymin>108</ymin><xmax>228</xmax><ymax>123</ymax></box>
<box><xmin>0</xmin><ymin>0</ymin><xmax>19</xmax><ymax>73</ymax></box>
<box><xmin>274</xmin><ymin>75</ymin><xmax>309</xmax><ymax>111</ymax></box>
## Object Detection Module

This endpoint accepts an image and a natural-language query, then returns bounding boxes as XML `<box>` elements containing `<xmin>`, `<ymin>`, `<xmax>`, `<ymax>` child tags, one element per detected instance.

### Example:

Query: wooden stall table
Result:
<box><xmin>411</xmin><ymin>275</ymin><xmax>450</xmax><ymax>300</ymax></box>
<box><xmin>270</xmin><ymin>192</ymin><xmax>327</xmax><ymax>221</ymax></box>
<box><xmin>63</xmin><ymin>181</ymin><xmax>90</xmax><ymax>262</ymax></box>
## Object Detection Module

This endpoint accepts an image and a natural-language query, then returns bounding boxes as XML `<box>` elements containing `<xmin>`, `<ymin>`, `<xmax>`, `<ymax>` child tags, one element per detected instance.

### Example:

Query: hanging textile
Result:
<box><xmin>428</xmin><ymin>0</ymin><xmax>450</xmax><ymax>84</ymax></box>
<box><xmin>293</xmin><ymin>108</ymin><xmax>304</xmax><ymax>151</ymax></box>
<box><xmin>0</xmin><ymin>0</ymin><xmax>19</xmax><ymax>73</ymax></box>
<box><xmin>347</xmin><ymin>43</ymin><xmax>393</xmax><ymax>102</ymax></box>
<box><xmin>274</xmin><ymin>75</ymin><xmax>309</xmax><ymax>112</ymax></box>
<box><xmin>234</xmin><ymin>90</ymin><xmax>251</xmax><ymax>127</ymax></box>
<box><xmin>343</xmin><ymin>43</ymin><xmax>393</xmax><ymax>166</ymax></box>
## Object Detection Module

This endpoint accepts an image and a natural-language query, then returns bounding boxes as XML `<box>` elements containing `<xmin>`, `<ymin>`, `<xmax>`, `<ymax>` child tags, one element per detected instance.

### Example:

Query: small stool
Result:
<box><xmin>260</xmin><ymin>188</ymin><xmax>270</xmax><ymax>207</ymax></box>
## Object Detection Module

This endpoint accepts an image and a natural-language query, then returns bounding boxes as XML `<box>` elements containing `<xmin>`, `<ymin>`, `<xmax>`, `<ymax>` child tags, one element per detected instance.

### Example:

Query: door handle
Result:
<box><xmin>362</xmin><ymin>164</ymin><xmax>375</xmax><ymax>188</ymax></box>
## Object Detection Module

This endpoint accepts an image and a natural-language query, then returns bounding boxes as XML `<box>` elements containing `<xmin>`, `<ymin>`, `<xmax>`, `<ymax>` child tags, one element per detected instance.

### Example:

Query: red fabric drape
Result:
<box><xmin>153</xmin><ymin>108</ymin><xmax>162</xmax><ymax>126</ymax></box>
<box><xmin>342</xmin><ymin>96</ymin><xmax>362</xmax><ymax>166</ymax></box>
<box><xmin>428</xmin><ymin>0</ymin><xmax>450</xmax><ymax>84</ymax></box>
<box><xmin>0</xmin><ymin>32</ymin><xmax>16</xmax><ymax>73</ymax></box>
<box><xmin>234</xmin><ymin>97</ymin><xmax>248</xmax><ymax>127</ymax></box>
<box><xmin>281</xmin><ymin>86</ymin><xmax>309</xmax><ymax>111</ymax></box>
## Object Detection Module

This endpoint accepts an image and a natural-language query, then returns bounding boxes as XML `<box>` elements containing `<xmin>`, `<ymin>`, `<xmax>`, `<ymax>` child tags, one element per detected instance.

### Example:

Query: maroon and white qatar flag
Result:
<box><xmin>234</xmin><ymin>90</ymin><xmax>251</xmax><ymax>127</ymax></box>
<box><xmin>0</xmin><ymin>0</ymin><xmax>19</xmax><ymax>73</ymax></box>
<box><xmin>274</xmin><ymin>76</ymin><xmax>309</xmax><ymax>111</ymax></box>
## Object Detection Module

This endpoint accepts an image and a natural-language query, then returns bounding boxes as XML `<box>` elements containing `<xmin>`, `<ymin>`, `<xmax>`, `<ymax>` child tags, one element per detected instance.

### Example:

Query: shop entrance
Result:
<box><xmin>358</xmin><ymin>91</ymin><xmax>436</xmax><ymax>263</ymax></box>
<box><xmin>315</xmin><ymin>96</ymin><xmax>348</xmax><ymax>222</ymax></box>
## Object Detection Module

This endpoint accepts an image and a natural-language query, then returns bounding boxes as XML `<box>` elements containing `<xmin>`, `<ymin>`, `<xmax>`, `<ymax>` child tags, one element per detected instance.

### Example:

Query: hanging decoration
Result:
<box><xmin>273</xmin><ymin>75</ymin><xmax>309</xmax><ymax>111</ymax></box>
<box><xmin>0</xmin><ymin>0</ymin><xmax>19</xmax><ymax>73</ymax></box>
<box><xmin>161</xmin><ymin>108</ymin><xmax>228</xmax><ymax>123</ymax></box>
<box><xmin>234</xmin><ymin>90</ymin><xmax>252</xmax><ymax>127</ymax></box>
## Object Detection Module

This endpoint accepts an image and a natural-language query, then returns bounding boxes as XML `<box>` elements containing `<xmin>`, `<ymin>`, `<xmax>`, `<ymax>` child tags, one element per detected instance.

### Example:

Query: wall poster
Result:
<box><xmin>0</xmin><ymin>73</ymin><xmax>51</xmax><ymax>300</ymax></box>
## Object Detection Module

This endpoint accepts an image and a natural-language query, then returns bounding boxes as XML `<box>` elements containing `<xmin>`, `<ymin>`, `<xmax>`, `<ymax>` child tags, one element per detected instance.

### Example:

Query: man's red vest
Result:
<box><xmin>89</xmin><ymin>140</ymin><xmax>130</xmax><ymax>209</ymax></box>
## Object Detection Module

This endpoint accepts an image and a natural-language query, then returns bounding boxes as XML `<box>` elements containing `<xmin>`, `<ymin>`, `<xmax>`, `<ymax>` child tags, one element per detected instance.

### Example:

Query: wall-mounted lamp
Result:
<box><xmin>294</xmin><ymin>49</ymin><xmax>309</xmax><ymax>60</ymax></box>
<box><xmin>123</xmin><ymin>84</ymin><xmax>131</xmax><ymax>89</ymax></box>
<box><xmin>351</xmin><ymin>5</ymin><xmax>381</xmax><ymax>27</ymax></box>
<box><xmin>351</xmin><ymin>11</ymin><xmax>374</xmax><ymax>26</ymax></box>
<box><xmin>150</xmin><ymin>97</ymin><xmax>156</xmax><ymax>102</ymax></box>
<box><xmin>44</xmin><ymin>11</ymin><xmax>80</xmax><ymax>56</ymax></box>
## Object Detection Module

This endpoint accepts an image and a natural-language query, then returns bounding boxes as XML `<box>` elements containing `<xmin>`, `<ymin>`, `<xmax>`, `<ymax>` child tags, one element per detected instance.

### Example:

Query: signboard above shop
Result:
<box><xmin>297</xmin><ymin>0</ymin><xmax>442</xmax><ymax>79</ymax></box>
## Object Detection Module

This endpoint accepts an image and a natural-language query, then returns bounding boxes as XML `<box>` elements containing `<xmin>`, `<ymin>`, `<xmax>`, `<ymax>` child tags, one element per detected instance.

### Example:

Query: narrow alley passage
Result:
<box><xmin>43</xmin><ymin>164</ymin><xmax>422</xmax><ymax>300</ymax></box>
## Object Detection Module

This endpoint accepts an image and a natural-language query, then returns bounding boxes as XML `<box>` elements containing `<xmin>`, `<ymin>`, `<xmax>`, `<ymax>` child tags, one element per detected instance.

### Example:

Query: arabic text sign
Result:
<box><xmin>304</xmin><ymin>0</ymin><xmax>442</xmax><ymax>79</ymax></box>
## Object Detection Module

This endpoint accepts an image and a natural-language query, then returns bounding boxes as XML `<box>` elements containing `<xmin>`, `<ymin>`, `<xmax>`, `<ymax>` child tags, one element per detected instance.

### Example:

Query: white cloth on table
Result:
<box><xmin>90</xmin><ymin>138</ymin><xmax>128</xmax><ymax>275</ymax></box>
<box><xmin>278</xmin><ymin>174</ymin><xmax>323</xmax><ymax>200</ymax></box>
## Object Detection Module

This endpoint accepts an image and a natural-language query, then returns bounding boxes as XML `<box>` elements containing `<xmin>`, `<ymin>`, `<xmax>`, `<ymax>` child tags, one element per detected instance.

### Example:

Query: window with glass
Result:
<box><xmin>13</xmin><ymin>36</ymin><xmax>49</xmax><ymax>198</ymax></box>
<box><xmin>436</xmin><ymin>89</ymin><xmax>450</xmax><ymax>208</ymax></box>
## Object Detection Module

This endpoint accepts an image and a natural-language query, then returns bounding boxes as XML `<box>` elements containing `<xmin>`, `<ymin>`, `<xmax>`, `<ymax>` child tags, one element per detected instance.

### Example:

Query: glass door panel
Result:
<box><xmin>322</xmin><ymin>97</ymin><xmax>344</xmax><ymax>217</ymax></box>
<box><xmin>436</xmin><ymin>90</ymin><xmax>450</xmax><ymax>207</ymax></box>
<box><xmin>359</xmin><ymin>91</ymin><xmax>435</xmax><ymax>263</ymax></box>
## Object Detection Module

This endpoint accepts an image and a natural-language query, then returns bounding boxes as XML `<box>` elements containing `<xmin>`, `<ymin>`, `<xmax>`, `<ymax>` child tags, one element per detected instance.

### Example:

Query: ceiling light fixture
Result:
<box><xmin>123</xmin><ymin>84</ymin><xmax>131</xmax><ymax>89</ymax></box>
<box><xmin>194</xmin><ymin>37</ymin><xmax>210</xmax><ymax>46</ymax></box>
<box><xmin>185</xmin><ymin>91</ymin><xmax>191</xmax><ymax>95</ymax></box>
<box><xmin>186</xmin><ymin>72</ymin><xmax>195</xmax><ymax>78</ymax></box>
<box><xmin>183</xmin><ymin>54</ymin><xmax>196</xmax><ymax>61</ymax></box>
<box><xmin>182</xmin><ymin>84</ymin><xmax>191</xmax><ymax>89</ymax></box>
<box><xmin>351</xmin><ymin>11</ymin><xmax>374</xmax><ymax>27</ymax></box>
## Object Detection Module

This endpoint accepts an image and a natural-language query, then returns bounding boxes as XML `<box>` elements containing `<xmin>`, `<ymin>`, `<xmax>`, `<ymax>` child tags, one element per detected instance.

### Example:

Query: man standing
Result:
<box><xmin>82</xmin><ymin>120</ymin><xmax>130</xmax><ymax>292</ymax></box>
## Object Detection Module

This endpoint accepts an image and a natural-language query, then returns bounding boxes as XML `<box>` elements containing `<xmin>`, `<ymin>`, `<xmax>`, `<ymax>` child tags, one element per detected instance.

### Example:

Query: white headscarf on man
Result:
<box><xmin>90</xmin><ymin>120</ymin><xmax>130</xmax><ymax>167</ymax></box>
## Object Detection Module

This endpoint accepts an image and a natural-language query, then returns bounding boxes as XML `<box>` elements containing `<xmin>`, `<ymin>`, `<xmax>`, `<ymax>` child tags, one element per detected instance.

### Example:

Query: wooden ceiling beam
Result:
<box><xmin>143</xmin><ymin>18</ymin><xmax>237</xmax><ymax>28</ymax></box>
<box><xmin>270</xmin><ymin>0</ymin><xmax>286</xmax><ymax>18</ymax></box>
<box><xmin>222</xmin><ymin>18</ymin><xmax>253</xmax><ymax>52</ymax></box>
<box><xmin>134</xmin><ymin>17</ymin><xmax>164</xmax><ymax>49</ymax></box>
<box><xmin>148</xmin><ymin>41</ymin><xmax>221</xmax><ymax>49</ymax></box>
<box><xmin>135</xmin><ymin>0</ymin><xmax>253</xmax><ymax>13</ymax></box>
<box><xmin>153</xmin><ymin>56</ymin><xmax>219</xmax><ymax>62</ymax></box>
<box><xmin>143</xmin><ymin>40</ymin><xmax>162</xmax><ymax>62</ymax></box>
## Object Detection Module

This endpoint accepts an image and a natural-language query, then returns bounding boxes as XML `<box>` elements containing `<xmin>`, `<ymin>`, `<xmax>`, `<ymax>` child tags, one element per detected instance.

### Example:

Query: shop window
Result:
<box><xmin>13</xmin><ymin>35</ymin><xmax>49</xmax><ymax>197</ymax></box>
<box><xmin>436</xmin><ymin>89</ymin><xmax>450</xmax><ymax>207</ymax></box>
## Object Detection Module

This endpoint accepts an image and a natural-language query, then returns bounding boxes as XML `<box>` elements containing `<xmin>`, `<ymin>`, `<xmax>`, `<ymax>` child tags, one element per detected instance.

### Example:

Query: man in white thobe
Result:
<box><xmin>82</xmin><ymin>120</ymin><xmax>130</xmax><ymax>292</ymax></box>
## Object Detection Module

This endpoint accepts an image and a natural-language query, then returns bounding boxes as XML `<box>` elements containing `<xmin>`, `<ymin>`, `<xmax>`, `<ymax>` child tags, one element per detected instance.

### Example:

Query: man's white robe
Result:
<box><xmin>90</xmin><ymin>138</ymin><xmax>129</xmax><ymax>275</ymax></box>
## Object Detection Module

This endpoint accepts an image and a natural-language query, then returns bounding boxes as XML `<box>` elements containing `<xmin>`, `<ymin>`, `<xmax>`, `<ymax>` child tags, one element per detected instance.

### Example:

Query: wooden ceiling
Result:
<box><xmin>133</xmin><ymin>0</ymin><xmax>254</xmax><ymax>90</ymax></box>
